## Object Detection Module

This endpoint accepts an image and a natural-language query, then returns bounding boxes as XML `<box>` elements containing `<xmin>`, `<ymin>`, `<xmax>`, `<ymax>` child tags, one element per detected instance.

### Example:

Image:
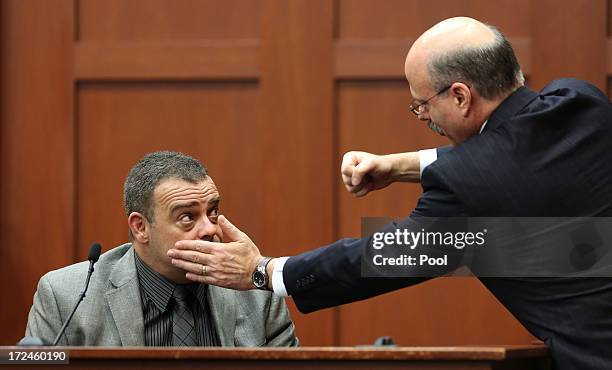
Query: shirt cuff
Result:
<box><xmin>418</xmin><ymin>148</ymin><xmax>438</xmax><ymax>177</ymax></box>
<box><xmin>271</xmin><ymin>256</ymin><xmax>290</xmax><ymax>297</ymax></box>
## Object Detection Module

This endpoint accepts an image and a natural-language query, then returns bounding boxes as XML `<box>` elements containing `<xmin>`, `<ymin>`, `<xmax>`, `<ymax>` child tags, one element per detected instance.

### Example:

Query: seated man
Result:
<box><xmin>25</xmin><ymin>151</ymin><xmax>298</xmax><ymax>346</ymax></box>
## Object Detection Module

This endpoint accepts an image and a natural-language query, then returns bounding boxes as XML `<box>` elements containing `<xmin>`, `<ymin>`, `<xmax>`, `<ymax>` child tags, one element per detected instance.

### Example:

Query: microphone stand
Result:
<box><xmin>18</xmin><ymin>243</ymin><xmax>101</xmax><ymax>347</ymax></box>
<box><xmin>51</xmin><ymin>257</ymin><xmax>97</xmax><ymax>346</ymax></box>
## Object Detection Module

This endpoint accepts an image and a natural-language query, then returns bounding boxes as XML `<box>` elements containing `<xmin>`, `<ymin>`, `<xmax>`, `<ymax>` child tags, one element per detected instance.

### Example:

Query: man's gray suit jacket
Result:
<box><xmin>26</xmin><ymin>244</ymin><xmax>298</xmax><ymax>346</ymax></box>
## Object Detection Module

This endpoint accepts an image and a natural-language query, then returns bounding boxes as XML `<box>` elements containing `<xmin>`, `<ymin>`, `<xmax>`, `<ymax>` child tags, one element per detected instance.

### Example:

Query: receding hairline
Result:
<box><xmin>419</xmin><ymin>17</ymin><xmax>495</xmax><ymax>45</ymax></box>
<box><xmin>420</xmin><ymin>22</ymin><xmax>497</xmax><ymax>66</ymax></box>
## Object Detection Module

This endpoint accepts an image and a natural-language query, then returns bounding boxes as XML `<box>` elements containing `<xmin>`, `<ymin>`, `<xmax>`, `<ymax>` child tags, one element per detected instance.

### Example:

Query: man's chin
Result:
<box><xmin>162</xmin><ymin>262</ymin><xmax>193</xmax><ymax>284</ymax></box>
<box><xmin>169</xmin><ymin>271</ymin><xmax>192</xmax><ymax>284</ymax></box>
<box><xmin>427</xmin><ymin>121</ymin><xmax>446</xmax><ymax>136</ymax></box>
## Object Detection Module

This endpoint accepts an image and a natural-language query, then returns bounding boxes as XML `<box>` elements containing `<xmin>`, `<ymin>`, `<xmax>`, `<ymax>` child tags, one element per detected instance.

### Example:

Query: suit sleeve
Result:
<box><xmin>25</xmin><ymin>275</ymin><xmax>67</xmax><ymax>345</ymax></box>
<box><xmin>263</xmin><ymin>294</ymin><xmax>299</xmax><ymax>346</ymax></box>
<box><xmin>284</xmin><ymin>163</ymin><xmax>468</xmax><ymax>314</ymax></box>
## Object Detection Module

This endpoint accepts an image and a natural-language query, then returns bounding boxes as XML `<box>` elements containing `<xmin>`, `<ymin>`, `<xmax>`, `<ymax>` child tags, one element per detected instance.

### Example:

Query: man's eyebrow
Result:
<box><xmin>208</xmin><ymin>196</ymin><xmax>221</xmax><ymax>208</ymax></box>
<box><xmin>170</xmin><ymin>201</ymin><xmax>200</xmax><ymax>214</ymax></box>
<box><xmin>411</xmin><ymin>95</ymin><xmax>425</xmax><ymax>104</ymax></box>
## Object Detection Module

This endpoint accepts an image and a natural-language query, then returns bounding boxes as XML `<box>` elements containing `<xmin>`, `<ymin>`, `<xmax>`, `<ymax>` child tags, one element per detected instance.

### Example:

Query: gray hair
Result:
<box><xmin>123</xmin><ymin>151</ymin><xmax>208</xmax><ymax>222</ymax></box>
<box><xmin>428</xmin><ymin>24</ymin><xmax>524</xmax><ymax>100</ymax></box>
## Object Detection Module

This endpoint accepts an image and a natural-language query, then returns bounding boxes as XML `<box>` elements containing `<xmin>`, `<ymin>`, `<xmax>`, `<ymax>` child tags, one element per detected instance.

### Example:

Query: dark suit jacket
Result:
<box><xmin>283</xmin><ymin>79</ymin><xmax>612</xmax><ymax>369</ymax></box>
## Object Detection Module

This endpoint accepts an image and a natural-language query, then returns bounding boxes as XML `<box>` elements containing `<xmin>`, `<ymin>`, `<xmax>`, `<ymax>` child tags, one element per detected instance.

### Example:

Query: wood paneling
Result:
<box><xmin>531</xmin><ymin>0</ymin><xmax>608</xmax><ymax>91</ymax></box>
<box><xmin>74</xmin><ymin>41</ymin><xmax>260</xmax><ymax>80</ymax></box>
<box><xmin>0</xmin><ymin>0</ymin><xmax>74</xmax><ymax>344</ymax></box>
<box><xmin>338</xmin><ymin>279</ymin><xmax>535</xmax><ymax>345</ymax></box>
<box><xmin>337</xmin><ymin>0</ymin><xmax>532</xmax><ymax>39</ymax></box>
<box><xmin>1</xmin><ymin>0</ymin><xmax>610</xmax><ymax>347</ymax></box>
<box><xmin>336</xmin><ymin>81</ymin><xmax>442</xmax><ymax>235</ymax></box>
<box><xmin>77</xmin><ymin>82</ymin><xmax>261</xmax><ymax>259</ymax></box>
<box><xmin>608</xmin><ymin>39</ymin><xmax>612</xmax><ymax>75</ymax></box>
<box><xmin>258</xmin><ymin>0</ymin><xmax>336</xmax><ymax>345</ymax></box>
<box><xmin>78</xmin><ymin>0</ymin><xmax>260</xmax><ymax>41</ymax></box>
<box><xmin>335</xmin><ymin>40</ymin><xmax>414</xmax><ymax>80</ymax></box>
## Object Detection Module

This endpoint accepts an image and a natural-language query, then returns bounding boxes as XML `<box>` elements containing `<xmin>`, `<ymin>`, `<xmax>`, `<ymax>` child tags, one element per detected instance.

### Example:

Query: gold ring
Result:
<box><xmin>202</xmin><ymin>264</ymin><xmax>206</xmax><ymax>276</ymax></box>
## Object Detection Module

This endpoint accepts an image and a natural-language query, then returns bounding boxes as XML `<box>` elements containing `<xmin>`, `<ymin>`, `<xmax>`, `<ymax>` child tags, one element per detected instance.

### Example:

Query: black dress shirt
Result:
<box><xmin>134</xmin><ymin>251</ymin><xmax>219</xmax><ymax>346</ymax></box>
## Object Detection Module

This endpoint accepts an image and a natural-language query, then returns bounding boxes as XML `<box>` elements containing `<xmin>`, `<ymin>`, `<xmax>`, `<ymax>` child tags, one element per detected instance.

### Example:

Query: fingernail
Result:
<box><xmin>167</xmin><ymin>249</ymin><xmax>176</xmax><ymax>257</ymax></box>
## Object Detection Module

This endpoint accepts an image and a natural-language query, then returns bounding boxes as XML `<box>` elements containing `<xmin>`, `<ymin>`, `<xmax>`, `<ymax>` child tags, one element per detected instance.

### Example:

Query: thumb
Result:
<box><xmin>218</xmin><ymin>215</ymin><xmax>243</xmax><ymax>242</ymax></box>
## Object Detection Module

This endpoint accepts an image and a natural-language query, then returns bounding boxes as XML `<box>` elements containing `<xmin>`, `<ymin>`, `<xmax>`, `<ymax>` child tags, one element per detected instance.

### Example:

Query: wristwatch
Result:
<box><xmin>252</xmin><ymin>257</ymin><xmax>273</xmax><ymax>290</ymax></box>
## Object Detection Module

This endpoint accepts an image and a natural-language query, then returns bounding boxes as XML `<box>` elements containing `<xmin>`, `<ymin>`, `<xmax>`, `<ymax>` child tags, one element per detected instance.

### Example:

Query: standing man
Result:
<box><xmin>26</xmin><ymin>151</ymin><xmax>298</xmax><ymax>347</ymax></box>
<box><xmin>168</xmin><ymin>18</ymin><xmax>612</xmax><ymax>368</ymax></box>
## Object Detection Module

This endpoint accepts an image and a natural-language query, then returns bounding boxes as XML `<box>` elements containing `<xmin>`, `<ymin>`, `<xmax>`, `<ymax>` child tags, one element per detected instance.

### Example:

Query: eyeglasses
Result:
<box><xmin>409</xmin><ymin>85</ymin><xmax>452</xmax><ymax>116</ymax></box>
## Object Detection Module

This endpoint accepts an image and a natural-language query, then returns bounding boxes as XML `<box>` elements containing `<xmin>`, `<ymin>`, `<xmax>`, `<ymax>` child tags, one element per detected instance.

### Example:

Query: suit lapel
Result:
<box><xmin>105</xmin><ymin>247</ymin><xmax>145</xmax><ymax>346</ymax></box>
<box><xmin>207</xmin><ymin>285</ymin><xmax>236</xmax><ymax>347</ymax></box>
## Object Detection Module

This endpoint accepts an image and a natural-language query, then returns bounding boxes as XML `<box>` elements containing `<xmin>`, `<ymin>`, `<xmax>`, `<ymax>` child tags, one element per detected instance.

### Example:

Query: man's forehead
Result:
<box><xmin>406</xmin><ymin>75</ymin><xmax>430</xmax><ymax>101</ymax></box>
<box><xmin>405</xmin><ymin>54</ymin><xmax>431</xmax><ymax>97</ymax></box>
<box><xmin>153</xmin><ymin>177</ymin><xmax>220</xmax><ymax>207</ymax></box>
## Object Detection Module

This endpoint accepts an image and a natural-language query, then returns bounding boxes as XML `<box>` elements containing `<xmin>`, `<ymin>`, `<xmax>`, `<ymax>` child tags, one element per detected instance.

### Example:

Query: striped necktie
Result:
<box><xmin>171</xmin><ymin>285</ymin><xmax>197</xmax><ymax>346</ymax></box>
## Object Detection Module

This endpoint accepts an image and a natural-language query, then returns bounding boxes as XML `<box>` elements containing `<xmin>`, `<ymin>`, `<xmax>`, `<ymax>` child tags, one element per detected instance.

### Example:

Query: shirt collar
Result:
<box><xmin>479</xmin><ymin>120</ymin><xmax>488</xmax><ymax>134</ymax></box>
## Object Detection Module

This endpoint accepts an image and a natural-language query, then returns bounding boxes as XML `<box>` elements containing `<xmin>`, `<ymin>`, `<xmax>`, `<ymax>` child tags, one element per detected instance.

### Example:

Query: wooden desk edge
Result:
<box><xmin>1</xmin><ymin>345</ymin><xmax>549</xmax><ymax>361</ymax></box>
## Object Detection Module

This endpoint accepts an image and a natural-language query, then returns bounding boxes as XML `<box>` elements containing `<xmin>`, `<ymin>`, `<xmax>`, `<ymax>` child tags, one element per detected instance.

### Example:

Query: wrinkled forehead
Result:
<box><xmin>153</xmin><ymin>176</ymin><xmax>219</xmax><ymax>209</ymax></box>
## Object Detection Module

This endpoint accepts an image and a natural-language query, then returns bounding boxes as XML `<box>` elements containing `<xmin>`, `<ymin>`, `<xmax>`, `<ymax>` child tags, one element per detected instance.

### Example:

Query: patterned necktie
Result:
<box><xmin>172</xmin><ymin>285</ymin><xmax>198</xmax><ymax>346</ymax></box>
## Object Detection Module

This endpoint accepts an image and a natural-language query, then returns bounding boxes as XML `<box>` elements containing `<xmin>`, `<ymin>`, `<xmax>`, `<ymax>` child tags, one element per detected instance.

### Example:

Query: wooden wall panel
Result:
<box><xmin>77</xmin><ymin>82</ymin><xmax>261</xmax><ymax>259</ymax></box>
<box><xmin>339</xmin><ymin>278</ymin><xmax>535</xmax><ymax>345</ymax></box>
<box><xmin>1</xmin><ymin>0</ymin><xmax>609</xmax><ymax>347</ymax></box>
<box><xmin>531</xmin><ymin>0</ymin><xmax>607</xmax><ymax>91</ymax></box>
<box><xmin>337</xmin><ymin>0</ymin><xmax>531</xmax><ymax>39</ymax></box>
<box><xmin>337</xmin><ymin>81</ymin><xmax>444</xmax><ymax>234</ymax></box>
<box><xmin>74</xmin><ymin>41</ymin><xmax>260</xmax><ymax>80</ymax></box>
<box><xmin>258</xmin><ymin>0</ymin><xmax>336</xmax><ymax>345</ymax></box>
<box><xmin>0</xmin><ymin>0</ymin><xmax>74</xmax><ymax>344</ymax></box>
<box><xmin>78</xmin><ymin>0</ymin><xmax>260</xmax><ymax>40</ymax></box>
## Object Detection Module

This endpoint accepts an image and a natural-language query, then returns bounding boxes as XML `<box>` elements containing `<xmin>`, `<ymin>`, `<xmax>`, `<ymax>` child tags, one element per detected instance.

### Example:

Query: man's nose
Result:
<box><xmin>195</xmin><ymin>216</ymin><xmax>220</xmax><ymax>241</ymax></box>
<box><xmin>418</xmin><ymin>110</ymin><xmax>430</xmax><ymax>121</ymax></box>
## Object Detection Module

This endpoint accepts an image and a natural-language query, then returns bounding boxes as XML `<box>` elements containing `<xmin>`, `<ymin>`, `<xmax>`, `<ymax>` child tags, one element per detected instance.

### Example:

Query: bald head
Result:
<box><xmin>405</xmin><ymin>17</ymin><xmax>523</xmax><ymax>101</ymax></box>
<box><xmin>408</xmin><ymin>17</ymin><xmax>495</xmax><ymax>65</ymax></box>
<box><xmin>403</xmin><ymin>17</ymin><xmax>524</xmax><ymax>145</ymax></box>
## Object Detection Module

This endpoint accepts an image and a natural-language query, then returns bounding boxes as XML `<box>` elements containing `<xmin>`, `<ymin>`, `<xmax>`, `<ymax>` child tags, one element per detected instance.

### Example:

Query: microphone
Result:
<box><xmin>51</xmin><ymin>243</ymin><xmax>102</xmax><ymax>345</ymax></box>
<box><xmin>88</xmin><ymin>243</ymin><xmax>102</xmax><ymax>263</ymax></box>
<box><xmin>18</xmin><ymin>243</ymin><xmax>102</xmax><ymax>346</ymax></box>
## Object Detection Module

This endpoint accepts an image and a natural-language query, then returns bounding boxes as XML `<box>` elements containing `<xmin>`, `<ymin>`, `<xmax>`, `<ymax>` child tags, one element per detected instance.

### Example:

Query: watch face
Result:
<box><xmin>253</xmin><ymin>271</ymin><xmax>266</xmax><ymax>288</ymax></box>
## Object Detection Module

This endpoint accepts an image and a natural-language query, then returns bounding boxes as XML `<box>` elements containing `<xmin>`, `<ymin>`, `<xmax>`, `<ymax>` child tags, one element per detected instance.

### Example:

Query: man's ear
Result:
<box><xmin>451</xmin><ymin>82</ymin><xmax>471</xmax><ymax>115</ymax></box>
<box><xmin>128</xmin><ymin>212</ymin><xmax>150</xmax><ymax>244</ymax></box>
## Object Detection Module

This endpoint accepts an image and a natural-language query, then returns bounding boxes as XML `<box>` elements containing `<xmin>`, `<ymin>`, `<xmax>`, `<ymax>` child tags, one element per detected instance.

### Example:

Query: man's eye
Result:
<box><xmin>179</xmin><ymin>214</ymin><xmax>194</xmax><ymax>222</ymax></box>
<box><xmin>209</xmin><ymin>208</ymin><xmax>220</xmax><ymax>222</ymax></box>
